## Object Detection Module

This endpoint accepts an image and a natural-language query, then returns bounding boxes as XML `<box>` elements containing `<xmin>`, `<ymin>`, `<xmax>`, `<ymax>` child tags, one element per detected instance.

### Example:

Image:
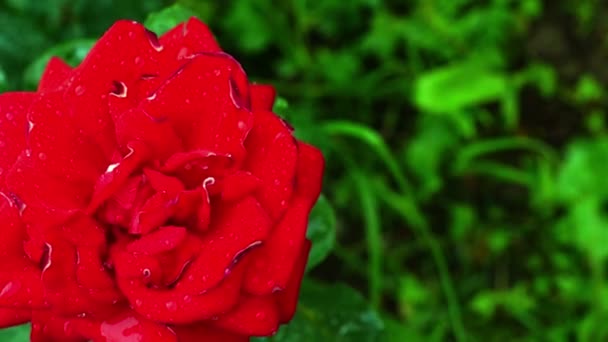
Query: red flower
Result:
<box><xmin>0</xmin><ymin>18</ymin><xmax>323</xmax><ymax>341</ymax></box>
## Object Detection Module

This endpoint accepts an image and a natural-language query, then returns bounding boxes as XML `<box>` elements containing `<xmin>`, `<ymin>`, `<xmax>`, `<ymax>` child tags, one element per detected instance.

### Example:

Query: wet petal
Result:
<box><xmin>213</xmin><ymin>296</ymin><xmax>279</xmax><ymax>336</ymax></box>
<box><xmin>160</xmin><ymin>17</ymin><xmax>221</xmax><ymax>59</ymax></box>
<box><xmin>118</xmin><ymin>259</ymin><xmax>247</xmax><ymax>324</ymax></box>
<box><xmin>143</xmin><ymin>168</ymin><xmax>184</xmax><ymax>194</ymax></box>
<box><xmin>0</xmin><ymin>259</ymin><xmax>45</xmax><ymax>309</ymax></box>
<box><xmin>129</xmin><ymin>191</ymin><xmax>179</xmax><ymax>235</ymax></box>
<box><xmin>27</xmin><ymin>90</ymin><xmax>107</xmax><ymax>185</ymax></box>
<box><xmin>38</xmin><ymin>56</ymin><xmax>72</xmax><ymax>92</ymax></box>
<box><xmin>275</xmin><ymin>240</ymin><xmax>311</xmax><ymax>322</ymax></box>
<box><xmin>5</xmin><ymin>154</ymin><xmax>85</xmax><ymax>230</ymax></box>
<box><xmin>244</xmin><ymin>110</ymin><xmax>298</xmax><ymax>219</ymax></box>
<box><xmin>114</xmin><ymin>108</ymin><xmax>183</xmax><ymax>160</ymax></box>
<box><xmin>126</xmin><ymin>226</ymin><xmax>187</xmax><ymax>255</ymax></box>
<box><xmin>0</xmin><ymin>308</ymin><xmax>30</xmax><ymax>328</ymax></box>
<box><xmin>244</xmin><ymin>143</ymin><xmax>323</xmax><ymax>294</ymax></box>
<box><xmin>139</xmin><ymin>53</ymin><xmax>253</xmax><ymax>160</ymax></box>
<box><xmin>176</xmin><ymin>196</ymin><xmax>271</xmax><ymax>292</ymax></box>
<box><xmin>221</xmin><ymin>171</ymin><xmax>260</xmax><ymax>202</ymax></box>
<box><xmin>0</xmin><ymin>92</ymin><xmax>35</xmax><ymax>184</ymax></box>
<box><xmin>173</xmin><ymin>324</ymin><xmax>248</xmax><ymax>342</ymax></box>
<box><xmin>99</xmin><ymin>311</ymin><xmax>177</xmax><ymax>342</ymax></box>
<box><xmin>250</xmin><ymin>84</ymin><xmax>276</xmax><ymax>111</ymax></box>
<box><xmin>87</xmin><ymin>141</ymin><xmax>150</xmax><ymax>213</ymax></box>
<box><xmin>244</xmin><ymin>199</ymin><xmax>311</xmax><ymax>295</ymax></box>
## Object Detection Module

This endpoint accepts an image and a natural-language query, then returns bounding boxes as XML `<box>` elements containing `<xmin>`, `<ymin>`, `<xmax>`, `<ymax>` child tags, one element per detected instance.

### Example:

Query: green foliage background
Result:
<box><xmin>1</xmin><ymin>0</ymin><xmax>607</xmax><ymax>340</ymax></box>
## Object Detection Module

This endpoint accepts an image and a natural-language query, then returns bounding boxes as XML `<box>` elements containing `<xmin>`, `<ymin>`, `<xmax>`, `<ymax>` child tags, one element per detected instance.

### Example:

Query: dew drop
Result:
<box><xmin>134</xmin><ymin>299</ymin><xmax>143</xmax><ymax>307</ymax></box>
<box><xmin>165</xmin><ymin>301</ymin><xmax>177</xmax><ymax>311</ymax></box>
<box><xmin>5</xmin><ymin>112</ymin><xmax>13</xmax><ymax>121</ymax></box>
<box><xmin>38</xmin><ymin>152</ymin><xmax>47</xmax><ymax>161</ymax></box>
<box><xmin>0</xmin><ymin>281</ymin><xmax>20</xmax><ymax>298</ymax></box>
<box><xmin>75</xmin><ymin>85</ymin><xmax>85</xmax><ymax>96</ymax></box>
<box><xmin>237</xmin><ymin>121</ymin><xmax>247</xmax><ymax>131</ymax></box>
<box><xmin>255</xmin><ymin>311</ymin><xmax>266</xmax><ymax>320</ymax></box>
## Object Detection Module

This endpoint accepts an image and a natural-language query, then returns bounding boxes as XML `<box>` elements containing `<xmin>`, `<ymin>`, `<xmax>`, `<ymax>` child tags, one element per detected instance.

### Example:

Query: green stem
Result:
<box><xmin>322</xmin><ymin>121</ymin><xmax>412</xmax><ymax>194</ymax></box>
<box><xmin>324</xmin><ymin>123</ymin><xmax>467</xmax><ymax>341</ymax></box>
<box><xmin>351</xmin><ymin>170</ymin><xmax>383</xmax><ymax>309</ymax></box>
<box><xmin>377</xmin><ymin>182</ymin><xmax>467</xmax><ymax>342</ymax></box>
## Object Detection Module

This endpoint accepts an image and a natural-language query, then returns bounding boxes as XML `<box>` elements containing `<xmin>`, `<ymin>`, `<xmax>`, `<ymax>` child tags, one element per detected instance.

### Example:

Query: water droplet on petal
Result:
<box><xmin>75</xmin><ymin>85</ymin><xmax>85</xmax><ymax>96</ymax></box>
<box><xmin>5</xmin><ymin>112</ymin><xmax>13</xmax><ymax>120</ymax></box>
<box><xmin>38</xmin><ymin>153</ymin><xmax>47</xmax><ymax>161</ymax></box>
<box><xmin>165</xmin><ymin>301</ymin><xmax>177</xmax><ymax>311</ymax></box>
<box><xmin>0</xmin><ymin>281</ymin><xmax>20</xmax><ymax>298</ymax></box>
<box><xmin>255</xmin><ymin>311</ymin><xmax>266</xmax><ymax>320</ymax></box>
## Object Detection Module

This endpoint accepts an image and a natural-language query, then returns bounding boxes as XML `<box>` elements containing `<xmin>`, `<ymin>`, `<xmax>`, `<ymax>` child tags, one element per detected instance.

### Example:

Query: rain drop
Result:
<box><xmin>75</xmin><ymin>85</ymin><xmax>85</xmax><ymax>96</ymax></box>
<box><xmin>255</xmin><ymin>311</ymin><xmax>266</xmax><ymax>320</ymax></box>
<box><xmin>165</xmin><ymin>301</ymin><xmax>177</xmax><ymax>311</ymax></box>
<box><xmin>0</xmin><ymin>281</ymin><xmax>20</xmax><ymax>298</ymax></box>
<box><xmin>5</xmin><ymin>112</ymin><xmax>13</xmax><ymax>121</ymax></box>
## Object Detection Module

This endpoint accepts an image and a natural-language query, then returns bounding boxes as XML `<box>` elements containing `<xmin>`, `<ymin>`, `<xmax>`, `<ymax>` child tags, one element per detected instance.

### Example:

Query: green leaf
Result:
<box><xmin>257</xmin><ymin>280</ymin><xmax>384</xmax><ymax>342</ymax></box>
<box><xmin>306</xmin><ymin>195</ymin><xmax>337</xmax><ymax>270</ymax></box>
<box><xmin>414</xmin><ymin>62</ymin><xmax>509</xmax><ymax>113</ymax></box>
<box><xmin>0</xmin><ymin>324</ymin><xmax>30</xmax><ymax>342</ymax></box>
<box><xmin>557</xmin><ymin>138</ymin><xmax>608</xmax><ymax>202</ymax></box>
<box><xmin>144</xmin><ymin>3</ymin><xmax>196</xmax><ymax>35</ymax></box>
<box><xmin>23</xmin><ymin>39</ymin><xmax>95</xmax><ymax>90</ymax></box>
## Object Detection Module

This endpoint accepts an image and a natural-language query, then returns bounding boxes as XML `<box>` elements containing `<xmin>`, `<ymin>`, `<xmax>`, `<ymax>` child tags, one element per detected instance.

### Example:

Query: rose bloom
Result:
<box><xmin>0</xmin><ymin>18</ymin><xmax>323</xmax><ymax>341</ymax></box>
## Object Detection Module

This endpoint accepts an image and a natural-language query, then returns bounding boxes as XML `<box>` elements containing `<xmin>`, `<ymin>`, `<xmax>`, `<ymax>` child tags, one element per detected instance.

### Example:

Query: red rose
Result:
<box><xmin>0</xmin><ymin>18</ymin><xmax>323</xmax><ymax>341</ymax></box>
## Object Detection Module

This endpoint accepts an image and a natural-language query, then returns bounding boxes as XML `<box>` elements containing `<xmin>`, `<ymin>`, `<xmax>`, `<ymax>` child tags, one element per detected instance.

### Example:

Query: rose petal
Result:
<box><xmin>171</xmin><ymin>189</ymin><xmax>202</xmax><ymax>224</ymax></box>
<box><xmin>38</xmin><ymin>56</ymin><xmax>72</xmax><ymax>92</ymax></box>
<box><xmin>173</xmin><ymin>324</ymin><xmax>248</xmax><ymax>342</ymax></box>
<box><xmin>87</xmin><ymin>141</ymin><xmax>150</xmax><ymax>213</ymax></box>
<box><xmin>130</xmin><ymin>191</ymin><xmax>179</xmax><ymax>235</ymax></box>
<box><xmin>275</xmin><ymin>240</ymin><xmax>311</xmax><ymax>322</ymax></box>
<box><xmin>291</xmin><ymin>142</ymin><xmax>325</xmax><ymax>203</ymax></box>
<box><xmin>27</xmin><ymin>91</ymin><xmax>107</xmax><ymax>184</ymax></box>
<box><xmin>176</xmin><ymin>196</ymin><xmax>271</xmax><ymax>292</ymax></box>
<box><xmin>0</xmin><ymin>259</ymin><xmax>45</xmax><ymax>309</ymax></box>
<box><xmin>213</xmin><ymin>296</ymin><xmax>279</xmax><ymax>336</ymax></box>
<box><xmin>31</xmin><ymin>309</ymin><xmax>177</xmax><ymax>342</ymax></box>
<box><xmin>0</xmin><ymin>308</ymin><xmax>30</xmax><ymax>328</ymax></box>
<box><xmin>250</xmin><ymin>84</ymin><xmax>276</xmax><ymax>111</ymax></box>
<box><xmin>221</xmin><ymin>171</ymin><xmax>261</xmax><ymax>202</ymax></box>
<box><xmin>99</xmin><ymin>311</ymin><xmax>177</xmax><ymax>342</ymax></box>
<box><xmin>244</xmin><ymin>110</ymin><xmax>298</xmax><ymax>219</ymax></box>
<box><xmin>143</xmin><ymin>168</ymin><xmax>184</xmax><ymax>194</ymax></box>
<box><xmin>114</xmin><ymin>108</ymin><xmax>183</xmax><ymax>160</ymax></box>
<box><xmin>0</xmin><ymin>92</ymin><xmax>35</xmax><ymax>183</ymax></box>
<box><xmin>118</xmin><ymin>258</ymin><xmax>247</xmax><ymax>324</ymax></box>
<box><xmin>244</xmin><ymin>144</ymin><xmax>323</xmax><ymax>294</ymax></box>
<box><xmin>160</xmin><ymin>17</ymin><xmax>222</xmax><ymax>59</ymax></box>
<box><xmin>126</xmin><ymin>226</ymin><xmax>187</xmax><ymax>255</ymax></box>
<box><xmin>5</xmin><ymin>153</ymin><xmax>84</xmax><ymax>230</ymax></box>
<box><xmin>162</xmin><ymin>150</ymin><xmax>236</xmax><ymax>188</ymax></box>
<box><xmin>139</xmin><ymin>53</ymin><xmax>253</xmax><ymax>161</ymax></box>
<box><xmin>41</xmin><ymin>235</ymin><xmax>115</xmax><ymax>316</ymax></box>
<box><xmin>66</xmin><ymin>20</ymin><xmax>180</xmax><ymax>158</ymax></box>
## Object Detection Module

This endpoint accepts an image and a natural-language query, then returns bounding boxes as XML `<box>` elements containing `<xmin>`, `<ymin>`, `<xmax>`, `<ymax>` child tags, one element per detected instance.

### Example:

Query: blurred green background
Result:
<box><xmin>2</xmin><ymin>0</ymin><xmax>608</xmax><ymax>341</ymax></box>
